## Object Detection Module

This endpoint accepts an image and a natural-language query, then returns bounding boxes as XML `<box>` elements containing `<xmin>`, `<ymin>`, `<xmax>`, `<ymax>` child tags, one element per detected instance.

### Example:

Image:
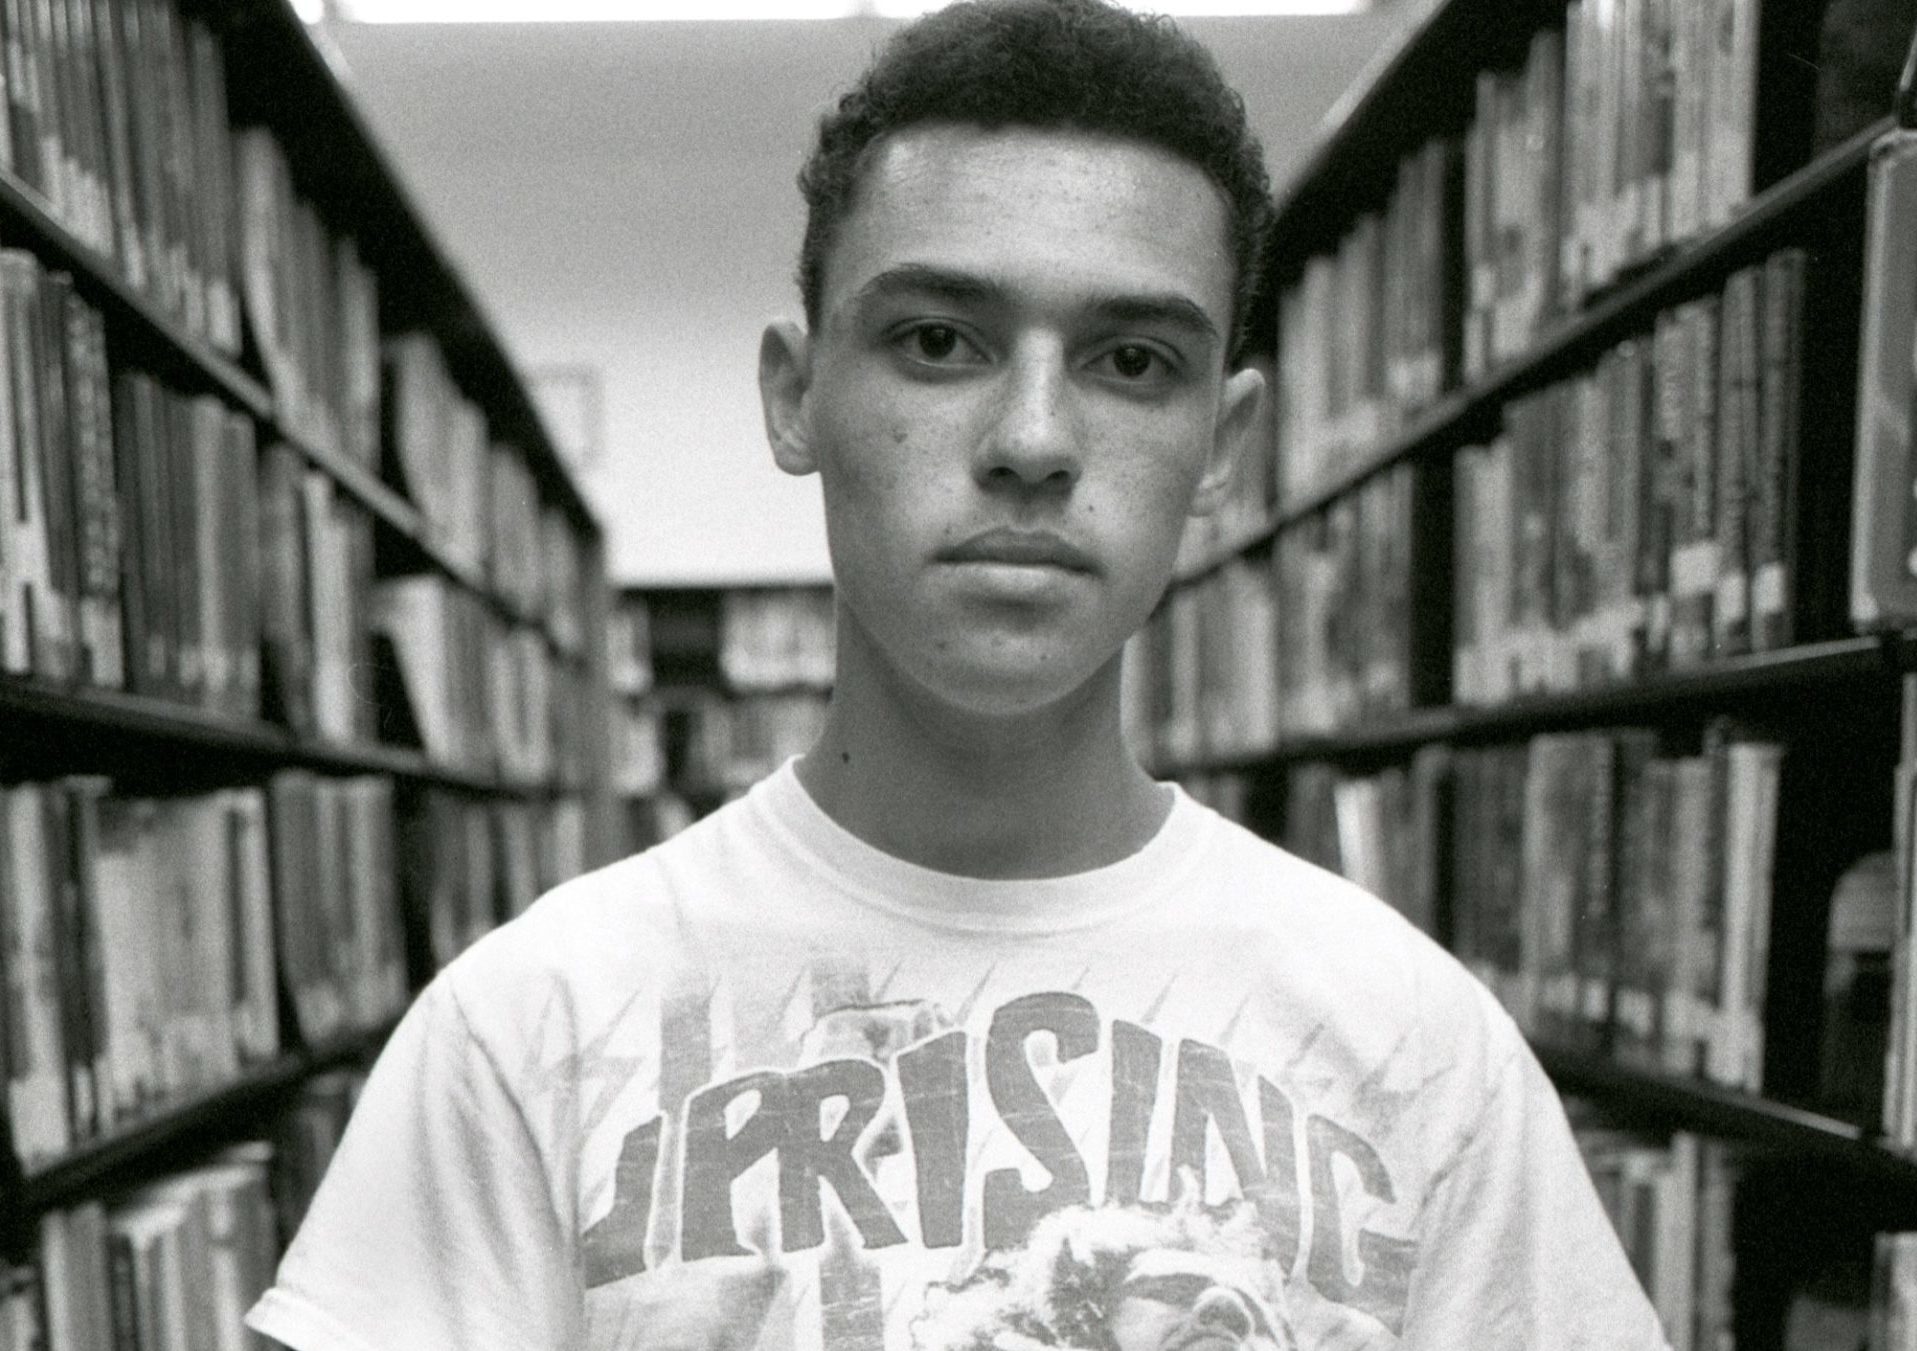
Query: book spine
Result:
<box><xmin>1850</xmin><ymin>131</ymin><xmax>1917</xmax><ymax>629</ymax></box>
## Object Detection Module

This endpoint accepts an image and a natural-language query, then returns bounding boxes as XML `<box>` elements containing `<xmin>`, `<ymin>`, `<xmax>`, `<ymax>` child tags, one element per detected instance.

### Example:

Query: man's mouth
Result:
<box><xmin>937</xmin><ymin>528</ymin><xmax>1098</xmax><ymax>573</ymax></box>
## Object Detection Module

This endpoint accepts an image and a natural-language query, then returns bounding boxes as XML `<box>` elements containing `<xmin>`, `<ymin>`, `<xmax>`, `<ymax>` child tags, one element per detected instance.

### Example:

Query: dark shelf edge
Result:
<box><xmin>1267</xmin><ymin>0</ymin><xmax>1457</xmax><ymax>244</ymax></box>
<box><xmin>0</xmin><ymin>676</ymin><xmax>555</xmax><ymax>796</ymax></box>
<box><xmin>1171</xmin><ymin>116</ymin><xmax>1897</xmax><ymax>581</ymax></box>
<box><xmin>285</xmin><ymin>430</ymin><xmax>424</xmax><ymax>540</ymax></box>
<box><xmin>1532</xmin><ymin>1044</ymin><xmax>1917</xmax><ymax>1193</ymax></box>
<box><xmin>1153</xmin><ymin>636</ymin><xmax>1897</xmax><ymax>774</ymax></box>
<box><xmin>1174</xmin><ymin>512</ymin><xmax>1285</xmax><ymax>585</ymax></box>
<box><xmin>17</xmin><ymin>1022</ymin><xmax>396</xmax><ymax>1216</ymax></box>
<box><xmin>0</xmin><ymin>169</ymin><xmax>272</xmax><ymax>420</ymax></box>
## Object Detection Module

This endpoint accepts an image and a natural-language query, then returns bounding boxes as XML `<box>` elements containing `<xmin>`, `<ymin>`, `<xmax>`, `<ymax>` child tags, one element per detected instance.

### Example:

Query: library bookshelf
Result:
<box><xmin>0</xmin><ymin>0</ymin><xmax>617</xmax><ymax>1333</ymax></box>
<box><xmin>1130</xmin><ymin>0</ymin><xmax>1917</xmax><ymax>1340</ymax></box>
<box><xmin>608</xmin><ymin>581</ymin><xmax>834</xmax><ymax>850</ymax></box>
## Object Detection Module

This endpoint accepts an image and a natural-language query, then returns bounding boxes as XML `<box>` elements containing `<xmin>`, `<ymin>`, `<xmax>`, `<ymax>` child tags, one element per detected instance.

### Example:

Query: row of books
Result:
<box><xmin>0</xmin><ymin>244</ymin><xmax>370</xmax><ymax>727</ymax></box>
<box><xmin>265</xmin><ymin>772</ymin><xmax>410</xmax><ymax>1057</ymax></box>
<box><xmin>382</xmin><ymin>332</ymin><xmax>586</xmax><ymax>639</ymax></box>
<box><xmin>651</xmin><ymin>686</ymin><xmax>832</xmax><ymax>798</ymax></box>
<box><xmin>611</xmin><ymin>697</ymin><xmax>664</xmax><ymax>798</ymax></box>
<box><xmin>0</xmin><ymin>0</ymin><xmax>243</xmax><ymax>356</ymax></box>
<box><xmin>0</xmin><ymin>243</ymin><xmax>592</xmax><ymax>777</ymax></box>
<box><xmin>728</xmin><ymin>689</ymin><xmax>831</xmax><ymax>786</ymax></box>
<box><xmin>1135</xmin><ymin>241</ymin><xmax>1816</xmax><ymax>755</ymax></box>
<box><xmin>264</xmin><ymin>446</ymin><xmax>376</xmax><ymax>743</ymax></box>
<box><xmin>606</xmin><ymin>599</ymin><xmax>653</xmax><ymax>698</ymax></box>
<box><xmin>240</xmin><ymin>139</ymin><xmax>590</xmax><ymax>652</ymax></box>
<box><xmin>238</xmin><ymin>125</ymin><xmax>380</xmax><ymax>473</ymax></box>
<box><xmin>32</xmin><ymin>1146</ymin><xmax>278</xmax><ymax>1351</ymax></box>
<box><xmin>374</xmin><ymin>573</ymin><xmax>590</xmax><ymax>783</ymax></box>
<box><xmin>1273</xmin><ymin>0</ymin><xmax>1911</xmax><ymax>503</ymax></box>
<box><xmin>615</xmin><ymin>792</ymin><xmax>700</xmax><ymax>855</ymax></box>
<box><xmin>1</xmin><ymin>1069</ymin><xmax>365</xmax><ymax>1351</ymax></box>
<box><xmin>1129</xmin><ymin>459</ymin><xmax>1422</xmax><ymax>762</ymax></box>
<box><xmin>1283</xmin><ymin>723</ymin><xmax>1785</xmax><ymax>1097</ymax></box>
<box><xmin>1465</xmin><ymin>1</ymin><xmax>1760</xmax><ymax>379</ymax></box>
<box><xmin>0</xmin><ymin>252</ymin><xmax>122</xmax><ymax>689</ymax></box>
<box><xmin>1124</xmin><ymin>552</ymin><xmax>1281</xmax><ymax>767</ymax></box>
<box><xmin>399</xmin><ymin>789</ymin><xmax>587</xmax><ymax>972</ymax></box>
<box><xmin>1883</xmin><ymin>674</ymin><xmax>1917</xmax><ymax>1151</ymax></box>
<box><xmin>1580</xmin><ymin>1117</ymin><xmax>1917</xmax><ymax>1348</ymax></box>
<box><xmin>716</xmin><ymin>586</ymin><xmax>835</xmax><ymax>692</ymax></box>
<box><xmin>1455</xmin><ymin>250</ymin><xmax>1809</xmax><ymax>705</ymax></box>
<box><xmin>1880</xmin><ymin>1232</ymin><xmax>1917</xmax><ymax>1349</ymax></box>
<box><xmin>1851</xmin><ymin>127</ymin><xmax>1917</xmax><ymax>631</ymax></box>
<box><xmin>1275</xmin><ymin>139</ymin><xmax>1451</xmax><ymax>501</ymax></box>
<box><xmin>1</xmin><ymin>773</ymin><xmax>405</xmax><ymax>1170</ymax></box>
<box><xmin>1573</xmin><ymin>1120</ymin><xmax>1739</xmax><ymax>1351</ymax></box>
<box><xmin>1278</xmin><ymin>463</ymin><xmax>1419</xmax><ymax>736</ymax></box>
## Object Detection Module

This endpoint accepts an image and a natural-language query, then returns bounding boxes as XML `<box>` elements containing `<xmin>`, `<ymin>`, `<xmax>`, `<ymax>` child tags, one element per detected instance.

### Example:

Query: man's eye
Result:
<box><xmin>898</xmin><ymin>323</ymin><xmax>976</xmax><ymax>363</ymax></box>
<box><xmin>1099</xmin><ymin>344</ymin><xmax>1171</xmax><ymax>381</ymax></box>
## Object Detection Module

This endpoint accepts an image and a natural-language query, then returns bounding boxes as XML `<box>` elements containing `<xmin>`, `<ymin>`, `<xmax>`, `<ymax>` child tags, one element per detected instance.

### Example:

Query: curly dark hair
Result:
<box><xmin>796</xmin><ymin>0</ymin><xmax>1274</xmax><ymax>362</ymax></box>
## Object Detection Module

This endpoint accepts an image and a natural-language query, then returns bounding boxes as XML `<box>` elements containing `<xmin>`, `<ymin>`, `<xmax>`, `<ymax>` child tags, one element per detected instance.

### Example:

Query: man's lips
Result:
<box><xmin>937</xmin><ymin>528</ymin><xmax>1098</xmax><ymax>573</ymax></box>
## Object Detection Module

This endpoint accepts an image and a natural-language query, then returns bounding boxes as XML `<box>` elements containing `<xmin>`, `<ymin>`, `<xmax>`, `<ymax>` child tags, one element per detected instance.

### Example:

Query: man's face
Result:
<box><xmin>762</xmin><ymin>123</ymin><xmax>1261</xmax><ymax>717</ymax></box>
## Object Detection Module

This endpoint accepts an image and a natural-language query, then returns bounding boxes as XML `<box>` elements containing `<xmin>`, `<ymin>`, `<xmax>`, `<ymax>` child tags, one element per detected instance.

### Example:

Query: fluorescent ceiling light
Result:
<box><xmin>325</xmin><ymin>0</ymin><xmax>1367</xmax><ymax>21</ymax></box>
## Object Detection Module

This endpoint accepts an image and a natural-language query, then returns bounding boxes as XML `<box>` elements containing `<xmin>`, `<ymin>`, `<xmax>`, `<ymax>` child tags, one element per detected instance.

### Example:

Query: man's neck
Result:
<box><xmin>793</xmin><ymin>638</ymin><xmax>1170</xmax><ymax>881</ymax></box>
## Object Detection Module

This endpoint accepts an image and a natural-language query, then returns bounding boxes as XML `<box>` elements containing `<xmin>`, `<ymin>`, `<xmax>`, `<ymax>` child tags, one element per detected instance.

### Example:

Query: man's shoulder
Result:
<box><xmin>1184</xmin><ymin>803</ymin><xmax>1507</xmax><ymax>1026</ymax></box>
<box><xmin>1191</xmin><ymin>805</ymin><xmax>1436</xmax><ymax>940</ymax></box>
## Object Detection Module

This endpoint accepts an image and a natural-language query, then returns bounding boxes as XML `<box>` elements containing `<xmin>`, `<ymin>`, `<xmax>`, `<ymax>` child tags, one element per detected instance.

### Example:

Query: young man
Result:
<box><xmin>249</xmin><ymin>2</ymin><xmax>1669</xmax><ymax>1347</ymax></box>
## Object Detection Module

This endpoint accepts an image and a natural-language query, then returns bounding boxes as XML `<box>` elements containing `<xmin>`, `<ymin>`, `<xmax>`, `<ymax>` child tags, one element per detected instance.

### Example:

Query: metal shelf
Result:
<box><xmin>1537</xmin><ymin>1043</ymin><xmax>1917</xmax><ymax>1203</ymax></box>
<box><xmin>14</xmin><ymin>1023</ymin><xmax>395</xmax><ymax>1221</ymax></box>
<box><xmin>0</xmin><ymin>675</ymin><xmax>556</xmax><ymax>797</ymax></box>
<box><xmin>1155</xmin><ymin>636</ymin><xmax>1897</xmax><ymax>774</ymax></box>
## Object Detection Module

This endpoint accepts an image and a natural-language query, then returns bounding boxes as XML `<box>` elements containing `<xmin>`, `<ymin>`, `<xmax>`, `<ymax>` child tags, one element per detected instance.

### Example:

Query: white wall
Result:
<box><xmin>323</xmin><ymin>11</ymin><xmax>1408</xmax><ymax>584</ymax></box>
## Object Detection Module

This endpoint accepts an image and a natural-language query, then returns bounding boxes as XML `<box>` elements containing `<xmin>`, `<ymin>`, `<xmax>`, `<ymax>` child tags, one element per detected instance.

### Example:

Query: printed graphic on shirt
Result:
<box><xmin>563</xmin><ymin>953</ymin><xmax>1424</xmax><ymax>1350</ymax></box>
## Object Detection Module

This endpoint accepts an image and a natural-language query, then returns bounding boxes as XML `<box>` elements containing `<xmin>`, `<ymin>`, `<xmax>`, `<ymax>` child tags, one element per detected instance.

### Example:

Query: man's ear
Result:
<box><xmin>1188</xmin><ymin>362</ymin><xmax>1266</xmax><ymax>518</ymax></box>
<box><xmin>759</xmin><ymin>319</ymin><xmax>818</xmax><ymax>476</ymax></box>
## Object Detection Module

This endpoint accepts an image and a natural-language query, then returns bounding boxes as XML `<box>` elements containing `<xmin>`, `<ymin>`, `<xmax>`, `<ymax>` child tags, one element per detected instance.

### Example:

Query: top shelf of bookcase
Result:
<box><xmin>219</xmin><ymin>0</ymin><xmax>597</xmax><ymax>536</ymax></box>
<box><xmin>1268</xmin><ymin>0</ymin><xmax>1548</xmax><ymax>265</ymax></box>
<box><xmin>0</xmin><ymin>158</ymin><xmax>580</xmax><ymax>653</ymax></box>
<box><xmin>0</xmin><ymin>0</ymin><xmax>599</xmax><ymax>544</ymax></box>
<box><xmin>1179</xmin><ymin>113</ymin><xmax>1892</xmax><ymax>588</ymax></box>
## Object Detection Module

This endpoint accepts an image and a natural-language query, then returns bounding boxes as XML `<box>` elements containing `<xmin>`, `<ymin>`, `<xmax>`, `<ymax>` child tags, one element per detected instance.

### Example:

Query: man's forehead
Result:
<box><xmin>818</xmin><ymin>122</ymin><xmax>1238</xmax><ymax>332</ymax></box>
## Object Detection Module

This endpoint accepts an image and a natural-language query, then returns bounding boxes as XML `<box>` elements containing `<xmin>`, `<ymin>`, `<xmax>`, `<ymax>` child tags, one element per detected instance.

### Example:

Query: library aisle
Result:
<box><xmin>9</xmin><ymin>0</ymin><xmax>1917</xmax><ymax>1346</ymax></box>
<box><xmin>0</xmin><ymin>0</ymin><xmax>619</xmax><ymax>1339</ymax></box>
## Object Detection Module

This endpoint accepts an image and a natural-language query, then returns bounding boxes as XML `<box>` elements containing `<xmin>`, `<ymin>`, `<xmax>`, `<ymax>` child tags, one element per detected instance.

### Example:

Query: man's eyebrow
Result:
<box><xmin>1088</xmin><ymin>293</ymin><xmax>1222</xmax><ymax>345</ymax></box>
<box><xmin>848</xmin><ymin>264</ymin><xmax>1006</xmax><ymax>311</ymax></box>
<box><xmin>846</xmin><ymin>264</ymin><xmax>1223</xmax><ymax>345</ymax></box>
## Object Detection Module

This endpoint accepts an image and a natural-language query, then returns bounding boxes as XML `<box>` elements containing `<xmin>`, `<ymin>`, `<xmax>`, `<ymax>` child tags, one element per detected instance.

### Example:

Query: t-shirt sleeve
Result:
<box><xmin>244</xmin><ymin>978</ymin><xmax>583</xmax><ymax>1351</ymax></box>
<box><xmin>1399</xmin><ymin>1025</ymin><xmax>1674</xmax><ymax>1350</ymax></box>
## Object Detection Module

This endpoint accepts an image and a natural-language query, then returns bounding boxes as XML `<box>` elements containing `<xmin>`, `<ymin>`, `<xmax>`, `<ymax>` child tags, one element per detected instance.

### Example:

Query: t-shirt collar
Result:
<box><xmin>742</xmin><ymin>757</ymin><xmax>1215</xmax><ymax>935</ymax></box>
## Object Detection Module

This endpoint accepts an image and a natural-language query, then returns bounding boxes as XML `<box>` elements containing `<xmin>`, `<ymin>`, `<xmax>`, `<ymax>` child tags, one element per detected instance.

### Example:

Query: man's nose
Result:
<box><xmin>975</xmin><ymin>341</ymin><xmax>1079</xmax><ymax>491</ymax></box>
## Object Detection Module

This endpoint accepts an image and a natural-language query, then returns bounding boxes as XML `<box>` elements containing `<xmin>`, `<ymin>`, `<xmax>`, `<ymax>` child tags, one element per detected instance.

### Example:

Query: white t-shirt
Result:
<box><xmin>247</xmin><ymin>762</ymin><xmax>1669</xmax><ymax>1351</ymax></box>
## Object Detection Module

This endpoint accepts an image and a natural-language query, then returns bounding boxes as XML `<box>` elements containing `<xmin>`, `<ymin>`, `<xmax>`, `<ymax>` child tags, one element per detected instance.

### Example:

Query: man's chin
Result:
<box><xmin>916</xmin><ymin>651</ymin><xmax>1112</xmax><ymax>722</ymax></box>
